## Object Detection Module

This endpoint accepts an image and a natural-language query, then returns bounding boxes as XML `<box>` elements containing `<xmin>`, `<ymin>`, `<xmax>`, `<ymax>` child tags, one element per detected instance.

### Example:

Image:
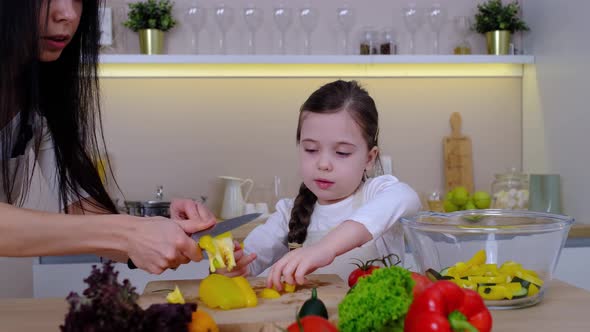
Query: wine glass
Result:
<box><xmin>273</xmin><ymin>5</ymin><xmax>292</xmax><ymax>54</ymax></box>
<box><xmin>299</xmin><ymin>6</ymin><xmax>319</xmax><ymax>55</ymax></box>
<box><xmin>336</xmin><ymin>6</ymin><xmax>356</xmax><ymax>55</ymax></box>
<box><xmin>402</xmin><ymin>3</ymin><xmax>424</xmax><ymax>54</ymax></box>
<box><xmin>214</xmin><ymin>4</ymin><xmax>234</xmax><ymax>54</ymax></box>
<box><xmin>453</xmin><ymin>16</ymin><xmax>472</xmax><ymax>54</ymax></box>
<box><xmin>243</xmin><ymin>5</ymin><xmax>263</xmax><ymax>55</ymax></box>
<box><xmin>427</xmin><ymin>3</ymin><xmax>447</xmax><ymax>54</ymax></box>
<box><xmin>184</xmin><ymin>4</ymin><xmax>207</xmax><ymax>54</ymax></box>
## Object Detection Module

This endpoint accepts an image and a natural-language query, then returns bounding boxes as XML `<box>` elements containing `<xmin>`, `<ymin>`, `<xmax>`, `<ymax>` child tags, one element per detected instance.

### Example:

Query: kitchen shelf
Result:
<box><xmin>99</xmin><ymin>54</ymin><xmax>535</xmax><ymax>78</ymax></box>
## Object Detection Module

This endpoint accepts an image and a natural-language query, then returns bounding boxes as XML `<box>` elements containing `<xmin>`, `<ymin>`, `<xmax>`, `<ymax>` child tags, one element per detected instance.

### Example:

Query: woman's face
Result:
<box><xmin>38</xmin><ymin>0</ymin><xmax>83</xmax><ymax>62</ymax></box>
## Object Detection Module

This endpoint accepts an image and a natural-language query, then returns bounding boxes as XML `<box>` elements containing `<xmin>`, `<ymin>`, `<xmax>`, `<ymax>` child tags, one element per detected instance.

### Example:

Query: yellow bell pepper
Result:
<box><xmin>166</xmin><ymin>285</ymin><xmax>186</xmax><ymax>304</ymax></box>
<box><xmin>466</xmin><ymin>249</ymin><xmax>487</xmax><ymax>267</ymax></box>
<box><xmin>199</xmin><ymin>274</ymin><xmax>257</xmax><ymax>310</ymax></box>
<box><xmin>198</xmin><ymin>232</ymin><xmax>236</xmax><ymax>273</ymax></box>
<box><xmin>478</xmin><ymin>285</ymin><xmax>510</xmax><ymax>300</ymax></box>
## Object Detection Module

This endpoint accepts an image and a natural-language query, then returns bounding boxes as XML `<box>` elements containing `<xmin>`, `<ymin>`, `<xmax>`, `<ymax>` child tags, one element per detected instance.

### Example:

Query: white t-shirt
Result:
<box><xmin>0</xmin><ymin>112</ymin><xmax>75</xmax><ymax>205</ymax></box>
<box><xmin>243</xmin><ymin>175</ymin><xmax>422</xmax><ymax>277</ymax></box>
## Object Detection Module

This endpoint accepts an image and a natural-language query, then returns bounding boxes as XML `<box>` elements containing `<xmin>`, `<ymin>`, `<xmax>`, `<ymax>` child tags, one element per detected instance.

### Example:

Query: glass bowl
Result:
<box><xmin>401</xmin><ymin>210</ymin><xmax>574</xmax><ymax>309</ymax></box>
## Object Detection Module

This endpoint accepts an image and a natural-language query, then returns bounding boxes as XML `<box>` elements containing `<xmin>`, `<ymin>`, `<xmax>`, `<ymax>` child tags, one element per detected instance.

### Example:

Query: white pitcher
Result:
<box><xmin>219</xmin><ymin>176</ymin><xmax>254</xmax><ymax>220</ymax></box>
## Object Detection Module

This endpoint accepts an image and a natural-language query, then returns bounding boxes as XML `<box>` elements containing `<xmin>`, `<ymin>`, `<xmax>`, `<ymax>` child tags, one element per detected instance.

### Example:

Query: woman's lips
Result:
<box><xmin>314</xmin><ymin>179</ymin><xmax>334</xmax><ymax>190</ymax></box>
<box><xmin>42</xmin><ymin>35</ymin><xmax>69</xmax><ymax>51</ymax></box>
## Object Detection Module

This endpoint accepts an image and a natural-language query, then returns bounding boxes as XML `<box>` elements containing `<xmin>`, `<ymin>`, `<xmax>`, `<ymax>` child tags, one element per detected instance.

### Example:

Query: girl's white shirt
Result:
<box><xmin>0</xmin><ymin>112</ymin><xmax>85</xmax><ymax>205</ymax></box>
<box><xmin>244</xmin><ymin>175</ymin><xmax>422</xmax><ymax>277</ymax></box>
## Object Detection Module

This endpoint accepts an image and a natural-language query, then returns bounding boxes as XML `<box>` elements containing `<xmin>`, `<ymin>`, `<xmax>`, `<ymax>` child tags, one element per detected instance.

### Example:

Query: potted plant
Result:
<box><xmin>473</xmin><ymin>0</ymin><xmax>529</xmax><ymax>55</ymax></box>
<box><xmin>123</xmin><ymin>0</ymin><xmax>177</xmax><ymax>54</ymax></box>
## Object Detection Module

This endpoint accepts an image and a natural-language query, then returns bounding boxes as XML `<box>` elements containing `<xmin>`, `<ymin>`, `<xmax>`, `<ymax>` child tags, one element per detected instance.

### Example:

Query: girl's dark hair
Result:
<box><xmin>288</xmin><ymin>80</ymin><xmax>380</xmax><ymax>246</ymax></box>
<box><xmin>0</xmin><ymin>0</ymin><xmax>117</xmax><ymax>213</ymax></box>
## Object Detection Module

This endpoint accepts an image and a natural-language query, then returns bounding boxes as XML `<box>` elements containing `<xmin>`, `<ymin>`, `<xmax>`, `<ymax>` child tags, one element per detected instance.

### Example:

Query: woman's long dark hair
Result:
<box><xmin>0</xmin><ymin>0</ymin><xmax>117</xmax><ymax>213</ymax></box>
<box><xmin>287</xmin><ymin>80</ymin><xmax>380</xmax><ymax>247</ymax></box>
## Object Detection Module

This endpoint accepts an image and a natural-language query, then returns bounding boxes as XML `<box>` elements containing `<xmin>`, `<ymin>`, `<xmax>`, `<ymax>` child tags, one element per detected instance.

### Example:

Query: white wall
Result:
<box><xmin>522</xmin><ymin>0</ymin><xmax>590</xmax><ymax>221</ymax></box>
<box><xmin>105</xmin><ymin>0</ymin><xmax>491</xmax><ymax>55</ymax></box>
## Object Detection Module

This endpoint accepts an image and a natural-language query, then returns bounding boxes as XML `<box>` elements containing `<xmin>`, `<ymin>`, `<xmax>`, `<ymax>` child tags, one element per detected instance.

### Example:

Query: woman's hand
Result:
<box><xmin>266</xmin><ymin>243</ymin><xmax>336</xmax><ymax>291</ymax></box>
<box><xmin>215</xmin><ymin>241</ymin><xmax>257</xmax><ymax>277</ymax></box>
<box><xmin>125</xmin><ymin>216</ymin><xmax>204</xmax><ymax>274</ymax></box>
<box><xmin>170</xmin><ymin>198</ymin><xmax>216</xmax><ymax>234</ymax></box>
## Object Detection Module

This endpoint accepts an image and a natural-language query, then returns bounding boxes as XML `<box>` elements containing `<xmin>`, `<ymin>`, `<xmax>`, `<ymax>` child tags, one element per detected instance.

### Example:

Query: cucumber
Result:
<box><xmin>440</xmin><ymin>267</ymin><xmax>451</xmax><ymax>276</ymax></box>
<box><xmin>512</xmin><ymin>276</ymin><xmax>531</xmax><ymax>290</ymax></box>
<box><xmin>512</xmin><ymin>286</ymin><xmax>528</xmax><ymax>299</ymax></box>
<box><xmin>426</xmin><ymin>268</ymin><xmax>443</xmax><ymax>282</ymax></box>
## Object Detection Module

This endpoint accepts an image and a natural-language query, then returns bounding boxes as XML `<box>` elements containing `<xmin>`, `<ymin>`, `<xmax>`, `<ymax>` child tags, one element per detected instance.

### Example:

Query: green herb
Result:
<box><xmin>123</xmin><ymin>0</ymin><xmax>177</xmax><ymax>32</ymax></box>
<box><xmin>473</xmin><ymin>0</ymin><xmax>529</xmax><ymax>34</ymax></box>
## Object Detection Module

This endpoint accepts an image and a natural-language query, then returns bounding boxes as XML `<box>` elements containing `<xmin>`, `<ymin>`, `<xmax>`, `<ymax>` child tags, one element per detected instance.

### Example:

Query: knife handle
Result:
<box><xmin>127</xmin><ymin>258</ymin><xmax>137</xmax><ymax>269</ymax></box>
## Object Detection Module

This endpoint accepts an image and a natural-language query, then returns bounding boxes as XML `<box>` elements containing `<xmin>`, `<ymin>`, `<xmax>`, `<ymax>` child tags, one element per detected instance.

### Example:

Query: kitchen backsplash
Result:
<box><xmin>97</xmin><ymin>77</ymin><xmax>521</xmax><ymax>216</ymax></box>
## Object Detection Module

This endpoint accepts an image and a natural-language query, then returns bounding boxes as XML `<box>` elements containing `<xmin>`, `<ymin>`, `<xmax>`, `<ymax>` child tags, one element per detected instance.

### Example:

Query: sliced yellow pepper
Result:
<box><xmin>466</xmin><ymin>250</ymin><xmax>487</xmax><ymax>267</ymax></box>
<box><xmin>199</xmin><ymin>274</ymin><xmax>257</xmax><ymax>310</ymax></box>
<box><xmin>451</xmin><ymin>278</ymin><xmax>478</xmax><ymax>291</ymax></box>
<box><xmin>528</xmin><ymin>283</ymin><xmax>540</xmax><ymax>297</ymax></box>
<box><xmin>166</xmin><ymin>285</ymin><xmax>185</xmax><ymax>304</ymax></box>
<box><xmin>283</xmin><ymin>283</ymin><xmax>297</xmax><ymax>293</ymax></box>
<box><xmin>198</xmin><ymin>232</ymin><xmax>236</xmax><ymax>273</ymax></box>
<box><xmin>515</xmin><ymin>271</ymin><xmax>544</xmax><ymax>287</ymax></box>
<box><xmin>259</xmin><ymin>288</ymin><xmax>281</xmax><ymax>299</ymax></box>
<box><xmin>478</xmin><ymin>285</ymin><xmax>509</xmax><ymax>300</ymax></box>
<box><xmin>232</xmin><ymin>276</ymin><xmax>258</xmax><ymax>307</ymax></box>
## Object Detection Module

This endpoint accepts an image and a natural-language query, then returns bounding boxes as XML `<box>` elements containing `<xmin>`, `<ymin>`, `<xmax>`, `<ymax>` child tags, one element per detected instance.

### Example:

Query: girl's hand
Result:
<box><xmin>266</xmin><ymin>244</ymin><xmax>336</xmax><ymax>291</ymax></box>
<box><xmin>215</xmin><ymin>241</ymin><xmax>257</xmax><ymax>277</ymax></box>
<box><xmin>170</xmin><ymin>198</ymin><xmax>216</xmax><ymax>234</ymax></box>
<box><xmin>126</xmin><ymin>216</ymin><xmax>204</xmax><ymax>274</ymax></box>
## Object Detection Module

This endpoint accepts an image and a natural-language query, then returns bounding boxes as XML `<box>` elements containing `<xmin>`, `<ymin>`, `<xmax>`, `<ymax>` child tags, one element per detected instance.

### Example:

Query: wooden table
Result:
<box><xmin>1</xmin><ymin>279</ymin><xmax>589</xmax><ymax>331</ymax></box>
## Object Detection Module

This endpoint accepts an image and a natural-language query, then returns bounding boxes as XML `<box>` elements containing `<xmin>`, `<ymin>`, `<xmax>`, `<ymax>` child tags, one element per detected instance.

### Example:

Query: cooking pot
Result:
<box><xmin>123</xmin><ymin>185</ymin><xmax>207</xmax><ymax>218</ymax></box>
<box><xmin>124</xmin><ymin>185</ymin><xmax>170</xmax><ymax>217</ymax></box>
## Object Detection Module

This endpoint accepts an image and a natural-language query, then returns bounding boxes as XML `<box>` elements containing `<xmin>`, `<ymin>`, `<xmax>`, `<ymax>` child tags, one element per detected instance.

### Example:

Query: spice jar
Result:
<box><xmin>491</xmin><ymin>168</ymin><xmax>529</xmax><ymax>210</ymax></box>
<box><xmin>359</xmin><ymin>28</ymin><xmax>379</xmax><ymax>55</ymax></box>
<box><xmin>380</xmin><ymin>28</ymin><xmax>397</xmax><ymax>55</ymax></box>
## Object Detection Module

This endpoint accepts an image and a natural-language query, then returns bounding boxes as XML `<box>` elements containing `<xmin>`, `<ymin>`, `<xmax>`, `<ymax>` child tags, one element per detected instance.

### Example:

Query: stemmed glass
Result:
<box><xmin>299</xmin><ymin>6</ymin><xmax>319</xmax><ymax>55</ymax></box>
<box><xmin>273</xmin><ymin>5</ymin><xmax>292</xmax><ymax>54</ymax></box>
<box><xmin>453</xmin><ymin>16</ymin><xmax>472</xmax><ymax>54</ymax></box>
<box><xmin>402</xmin><ymin>3</ymin><xmax>424</xmax><ymax>54</ymax></box>
<box><xmin>184</xmin><ymin>4</ymin><xmax>207</xmax><ymax>54</ymax></box>
<box><xmin>336</xmin><ymin>6</ymin><xmax>356</xmax><ymax>55</ymax></box>
<box><xmin>214</xmin><ymin>4</ymin><xmax>234</xmax><ymax>54</ymax></box>
<box><xmin>243</xmin><ymin>4</ymin><xmax>263</xmax><ymax>55</ymax></box>
<box><xmin>427</xmin><ymin>3</ymin><xmax>447</xmax><ymax>54</ymax></box>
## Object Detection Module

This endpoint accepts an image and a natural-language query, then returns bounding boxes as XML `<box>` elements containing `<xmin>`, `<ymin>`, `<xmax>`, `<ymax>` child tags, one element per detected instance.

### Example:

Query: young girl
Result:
<box><xmin>221</xmin><ymin>80</ymin><xmax>421</xmax><ymax>290</ymax></box>
<box><xmin>0</xmin><ymin>0</ymin><xmax>215</xmax><ymax>274</ymax></box>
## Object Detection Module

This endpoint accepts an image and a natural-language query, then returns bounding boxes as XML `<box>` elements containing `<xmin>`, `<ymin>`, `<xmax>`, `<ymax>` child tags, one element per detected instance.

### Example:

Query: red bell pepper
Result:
<box><xmin>404</xmin><ymin>280</ymin><xmax>492</xmax><ymax>332</ymax></box>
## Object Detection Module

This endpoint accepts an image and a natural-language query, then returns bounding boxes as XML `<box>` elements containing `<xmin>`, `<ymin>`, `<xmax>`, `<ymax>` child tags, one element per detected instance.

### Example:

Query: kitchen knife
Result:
<box><xmin>127</xmin><ymin>212</ymin><xmax>262</xmax><ymax>270</ymax></box>
<box><xmin>190</xmin><ymin>212</ymin><xmax>262</xmax><ymax>241</ymax></box>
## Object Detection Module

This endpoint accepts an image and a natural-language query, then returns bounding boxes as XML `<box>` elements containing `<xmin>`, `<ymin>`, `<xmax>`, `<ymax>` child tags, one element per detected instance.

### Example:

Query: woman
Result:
<box><xmin>0</xmin><ymin>0</ymin><xmax>215</xmax><ymax>274</ymax></box>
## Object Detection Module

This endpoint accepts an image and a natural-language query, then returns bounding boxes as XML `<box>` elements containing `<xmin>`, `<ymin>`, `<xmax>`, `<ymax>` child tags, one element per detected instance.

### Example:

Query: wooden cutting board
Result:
<box><xmin>443</xmin><ymin>112</ymin><xmax>474</xmax><ymax>193</ymax></box>
<box><xmin>138</xmin><ymin>274</ymin><xmax>347</xmax><ymax>331</ymax></box>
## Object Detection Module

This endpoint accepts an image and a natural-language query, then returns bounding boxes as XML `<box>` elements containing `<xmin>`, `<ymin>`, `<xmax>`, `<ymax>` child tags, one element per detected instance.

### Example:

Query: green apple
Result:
<box><xmin>473</xmin><ymin>191</ymin><xmax>491</xmax><ymax>209</ymax></box>
<box><xmin>451</xmin><ymin>186</ymin><xmax>469</xmax><ymax>206</ymax></box>
<box><xmin>443</xmin><ymin>200</ymin><xmax>458</xmax><ymax>212</ymax></box>
<box><xmin>464</xmin><ymin>201</ymin><xmax>477</xmax><ymax>210</ymax></box>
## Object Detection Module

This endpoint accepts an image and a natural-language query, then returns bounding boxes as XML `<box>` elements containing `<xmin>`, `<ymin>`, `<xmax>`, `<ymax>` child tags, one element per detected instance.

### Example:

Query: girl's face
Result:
<box><xmin>298</xmin><ymin>110</ymin><xmax>378</xmax><ymax>205</ymax></box>
<box><xmin>38</xmin><ymin>0</ymin><xmax>83</xmax><ymax>62</ymax></box>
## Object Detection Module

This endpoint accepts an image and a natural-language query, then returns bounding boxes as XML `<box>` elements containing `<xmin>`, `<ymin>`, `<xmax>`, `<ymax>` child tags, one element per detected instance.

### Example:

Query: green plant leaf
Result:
<box><xmin>122</xmin><ymin>0</ymin><xmax>177</xmax><ymax>32</ymax></box>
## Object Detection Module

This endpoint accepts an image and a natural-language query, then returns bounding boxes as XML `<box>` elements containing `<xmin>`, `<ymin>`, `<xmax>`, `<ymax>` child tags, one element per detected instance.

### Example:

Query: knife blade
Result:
<box><xmin>127</xmin><ymin>213</ymin><xmax>262</xmax><ymax>270</ymax></box>
<box><xmin>191</xmin><ymin>212</ymin><xmax>262</xmax><ymax>241</ymax></box>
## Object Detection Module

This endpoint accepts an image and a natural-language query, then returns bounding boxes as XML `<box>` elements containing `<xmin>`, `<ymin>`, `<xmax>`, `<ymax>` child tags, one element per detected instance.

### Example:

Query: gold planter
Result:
<box><xmin>486</xmin><ymin>30</ymin><xmax>511</xmax><ymax>55</ymax></box>
<box><xmin>138</xmin><ymin>29</ymin><xmax>164</xmax><ymax>55</ymax></box>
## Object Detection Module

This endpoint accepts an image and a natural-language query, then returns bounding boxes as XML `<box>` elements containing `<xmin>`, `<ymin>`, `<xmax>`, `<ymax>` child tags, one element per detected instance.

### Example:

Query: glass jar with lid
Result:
<box><xmin>359</xmin><ymin>27</ymin><xmax>379</xmax><ymax>55</ymax></box>
<box><xmin>380</xmin><ymin>28</ymin><xmax>397</xmax><ymax>55</ymax></box>
<box><xmin>491</xmin><ymin>168</ymin><xmax>529</xmax><ymax>210</ymax></box>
